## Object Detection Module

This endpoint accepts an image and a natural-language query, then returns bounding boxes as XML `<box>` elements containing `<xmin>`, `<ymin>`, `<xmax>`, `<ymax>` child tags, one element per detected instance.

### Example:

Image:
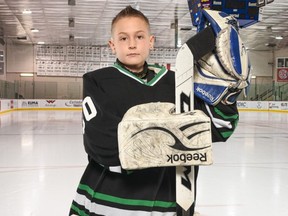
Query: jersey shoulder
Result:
<box><xmin>83</xmin><ymin>67</ymin><xmax>118</xmax><ymax>80</ymax></box>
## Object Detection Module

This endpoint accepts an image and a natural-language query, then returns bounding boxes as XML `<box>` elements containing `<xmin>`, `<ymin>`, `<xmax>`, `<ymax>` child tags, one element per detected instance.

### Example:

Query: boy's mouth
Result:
<box><xmin>127</xmin><ymin>53</ymin><xmax>139</xmax><ymax>56</ymax></box>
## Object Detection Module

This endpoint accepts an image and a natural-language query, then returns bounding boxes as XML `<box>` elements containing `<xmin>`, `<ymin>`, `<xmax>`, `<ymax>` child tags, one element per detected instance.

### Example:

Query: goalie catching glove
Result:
<box><xmin>194</xmin><ymin>9</ymin><xmax>251</xmax><ymax>105</ymax></box>
<box><xmin>118</xmin><ymin>102</ymin><xmax>212</xmax><ymax>170</ymax></box>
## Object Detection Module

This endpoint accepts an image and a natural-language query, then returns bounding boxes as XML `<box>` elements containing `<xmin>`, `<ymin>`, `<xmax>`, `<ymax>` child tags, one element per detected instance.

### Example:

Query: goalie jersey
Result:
<box><xmin>70</xmin><ymin>61</ymin><xmax>239</xmax><ymax>216</ymax></box>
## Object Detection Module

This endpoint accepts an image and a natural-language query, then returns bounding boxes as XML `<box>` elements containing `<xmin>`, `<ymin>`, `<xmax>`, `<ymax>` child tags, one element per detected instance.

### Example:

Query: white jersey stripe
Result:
<box><xmin>205</xmin><ymin>103</ymin><xmax>232</xmax><ymax>129</ymax></box>
<box><xmin>73</xmin><ymin>193</ymin><xmax>176</xmax><ymax>216</ymax></box>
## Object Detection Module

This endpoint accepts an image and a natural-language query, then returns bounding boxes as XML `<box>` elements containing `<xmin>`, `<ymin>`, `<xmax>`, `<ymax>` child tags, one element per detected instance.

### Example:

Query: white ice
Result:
<box><xmin>0</xmin><ymin>110</ymin><xmax>287</xmax><ymax>216</ymax></box>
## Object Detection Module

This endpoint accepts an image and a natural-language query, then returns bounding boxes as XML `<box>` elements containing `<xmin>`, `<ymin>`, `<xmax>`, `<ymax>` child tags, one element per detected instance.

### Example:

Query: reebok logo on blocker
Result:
<box><xmin>131</xmin><ymin>121</ymin><xmax>211</xmax><ymax>164</ymax></box>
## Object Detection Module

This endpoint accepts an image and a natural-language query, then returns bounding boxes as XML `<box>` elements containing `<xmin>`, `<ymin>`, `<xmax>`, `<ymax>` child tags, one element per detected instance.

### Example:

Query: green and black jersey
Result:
<box><xmin>70</xmin><ymin>61</ymin><xmax>239</xmax><ymax>216</ymax></box>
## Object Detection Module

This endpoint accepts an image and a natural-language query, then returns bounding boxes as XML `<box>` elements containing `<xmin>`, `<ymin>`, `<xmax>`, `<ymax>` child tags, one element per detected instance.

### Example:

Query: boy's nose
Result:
<box><xmin>129</xmin><ymin>39</ymin><xmax>136</xmax><ymax>49</ymax></box>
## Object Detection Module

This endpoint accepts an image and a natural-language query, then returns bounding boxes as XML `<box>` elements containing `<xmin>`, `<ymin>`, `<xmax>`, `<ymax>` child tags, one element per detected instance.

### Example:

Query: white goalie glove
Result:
<box><xmin>194</xmin><ymin>9</ymin><xmax>251</xmax><ymax>105</ymax></box>
<box><xmin>118</xmin><ymin>102</ymin><xmax>212</xmax><ymax>170</ymax></box>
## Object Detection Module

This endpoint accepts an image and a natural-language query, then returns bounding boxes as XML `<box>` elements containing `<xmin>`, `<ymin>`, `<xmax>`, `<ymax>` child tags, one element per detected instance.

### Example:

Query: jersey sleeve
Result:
<box><xmin>82</xmin><ymin>71</ymin><xmax>122</xmax><ymax>166</ymax></box>
<box><xmin>194</xmin><ymin>96</ymin><xmax>239</xmax><ymax>142</ymax></box>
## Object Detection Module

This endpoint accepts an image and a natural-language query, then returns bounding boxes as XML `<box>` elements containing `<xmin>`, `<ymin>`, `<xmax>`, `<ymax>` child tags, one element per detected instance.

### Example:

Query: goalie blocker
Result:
<box><xmin>118</xmin><ymin>102</ymin><xmax>212</xmax><ymax>170</ymax></box>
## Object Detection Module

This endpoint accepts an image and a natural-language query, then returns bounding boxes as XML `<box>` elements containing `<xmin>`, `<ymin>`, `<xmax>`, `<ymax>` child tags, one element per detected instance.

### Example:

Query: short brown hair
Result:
<box><xmin>111</xmin><ymin>5</ymin><xmax>150</xmax><ymax>33</ymax></box>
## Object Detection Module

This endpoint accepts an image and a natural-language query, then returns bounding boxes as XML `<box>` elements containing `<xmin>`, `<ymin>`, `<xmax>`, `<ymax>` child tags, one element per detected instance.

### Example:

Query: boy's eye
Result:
<box><xmin>137</xmin><ymin>35</ymin><xmax>144</xmax><ymax>39</ymax></box>
<box><xmin>119</xmin><ymin>37</ymin><xmax>127</xmax><ymax>41</ymax></box>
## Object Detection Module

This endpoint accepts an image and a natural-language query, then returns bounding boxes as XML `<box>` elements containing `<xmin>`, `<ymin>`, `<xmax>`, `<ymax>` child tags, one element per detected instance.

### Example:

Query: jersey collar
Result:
<box><xmin>113</xmin><ymin>61</ymin><xmax>168</xmax><ymax>86</ymax></box>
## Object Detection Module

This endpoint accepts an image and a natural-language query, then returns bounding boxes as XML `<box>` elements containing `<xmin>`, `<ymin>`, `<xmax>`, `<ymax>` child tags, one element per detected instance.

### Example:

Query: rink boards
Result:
<box><xmin>1</xmin><ymin>99</ymin><xmax>288</xmax><ymax>114</ymax></box>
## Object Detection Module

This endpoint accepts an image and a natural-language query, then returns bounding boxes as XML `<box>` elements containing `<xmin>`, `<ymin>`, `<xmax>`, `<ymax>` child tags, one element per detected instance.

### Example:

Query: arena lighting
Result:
<box><xmin>22</xmin><ymin>9</ymin><xmax>32</xmax><ymax>14</ymax></box>
<box><xmin>31</xmin><ymin>28</ymin><xmax>39</xmax><ymax>33</ymax></box>
<box><xmin>20</xmin><ymin>73</ymin><xmax>34</xmax><ymax>77</ymax></box>
<box><xmin>275</xmin><ymin>36</ymin><xmax>283</xmax><ymax>40</ymax></box>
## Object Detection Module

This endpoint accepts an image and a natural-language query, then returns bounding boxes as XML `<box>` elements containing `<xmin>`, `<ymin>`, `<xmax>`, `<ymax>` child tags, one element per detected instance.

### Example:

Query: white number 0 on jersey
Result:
<box><xmin>82</xmin><ymin>96</ymin><xmax>97</xmax><ymax>133</ymax></box>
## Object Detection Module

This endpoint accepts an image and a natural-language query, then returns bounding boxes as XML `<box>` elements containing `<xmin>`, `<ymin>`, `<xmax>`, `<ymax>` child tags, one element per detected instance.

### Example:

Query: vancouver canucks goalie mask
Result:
<box><xmin>194</xmin><ymin>9</ymin><xmax>251</xmax><ymax>106</ymax></box>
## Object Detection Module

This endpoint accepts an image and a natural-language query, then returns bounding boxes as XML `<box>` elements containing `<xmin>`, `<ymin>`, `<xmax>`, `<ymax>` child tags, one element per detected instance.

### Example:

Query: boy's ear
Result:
<box><xmin>149</xmin><ymin>35</ymin><xmax>155</xmax><ymax>49</ymax></box>
<box><xmin>108</xmin><ymin>39</ymin><xmax>116</xmax><ymax>54</ymax></box>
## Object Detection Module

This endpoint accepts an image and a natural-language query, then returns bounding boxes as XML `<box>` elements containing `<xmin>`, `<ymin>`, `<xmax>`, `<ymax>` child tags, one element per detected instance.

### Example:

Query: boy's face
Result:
<box><xmin>109</xmin><ymin>16</ymin><xmax>154</xmax><ymax>72</ymax></box>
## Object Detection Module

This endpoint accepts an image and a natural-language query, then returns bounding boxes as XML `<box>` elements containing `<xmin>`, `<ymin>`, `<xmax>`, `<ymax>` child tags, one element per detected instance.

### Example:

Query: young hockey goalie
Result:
<box><xmin>69</xmin><ymin>5</ymin><xmax>249</xmax><ymax>216</ymax></box>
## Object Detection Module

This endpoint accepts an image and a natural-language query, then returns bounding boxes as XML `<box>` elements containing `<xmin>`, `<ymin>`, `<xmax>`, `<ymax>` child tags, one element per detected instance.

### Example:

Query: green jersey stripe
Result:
<box><xmin>214</xmin><ymin>107</ymin><xmax>239</xmax><ymax>120</ymax></box>
<box><xmin>78</xmin><ymin>183</ymin><xmax>176</xmax><ymax>208</ymax></box>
